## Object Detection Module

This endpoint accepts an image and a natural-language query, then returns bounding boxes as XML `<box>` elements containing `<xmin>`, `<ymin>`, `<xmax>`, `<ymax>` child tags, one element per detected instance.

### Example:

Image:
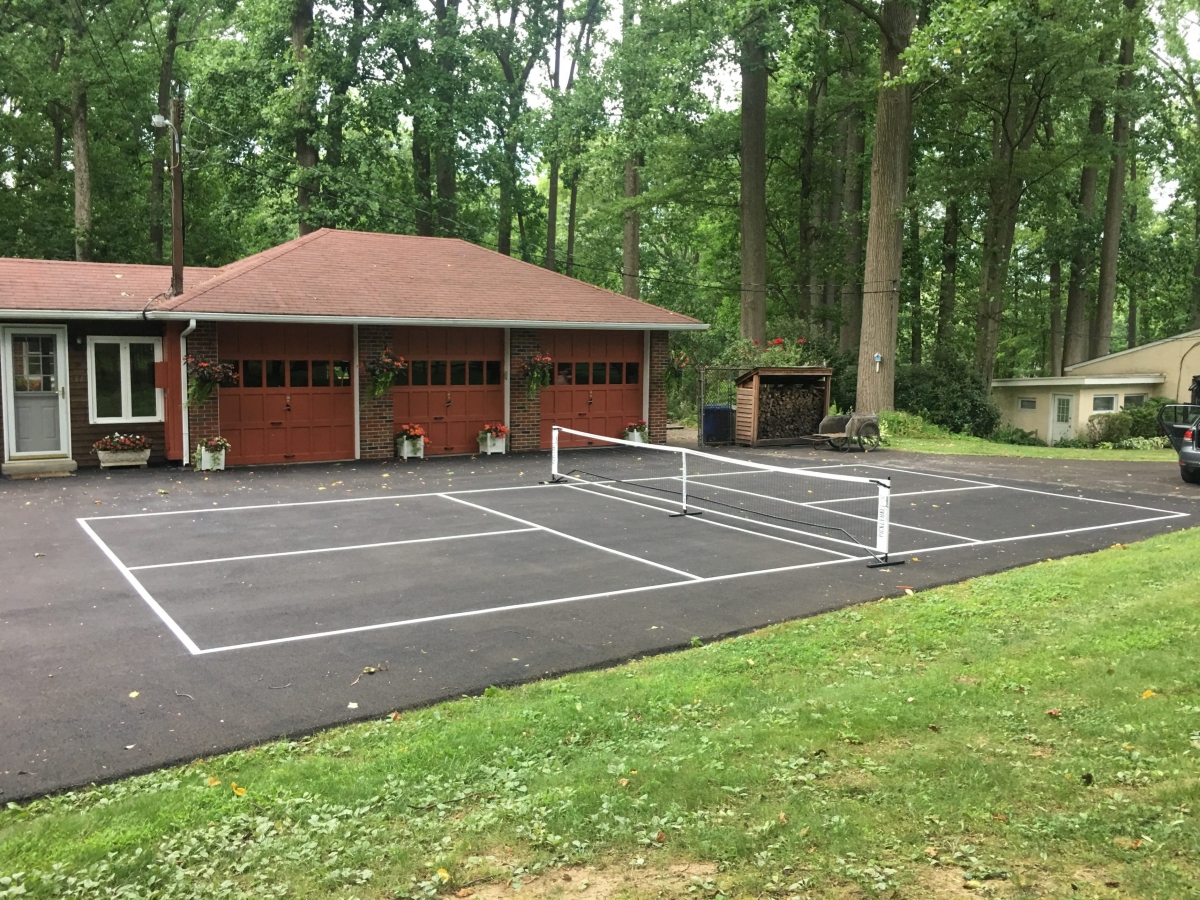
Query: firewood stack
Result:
<box><xmin>756</xmin><ymin>382</ymin><xmax>826</xmax><ymax>439</ymax></box>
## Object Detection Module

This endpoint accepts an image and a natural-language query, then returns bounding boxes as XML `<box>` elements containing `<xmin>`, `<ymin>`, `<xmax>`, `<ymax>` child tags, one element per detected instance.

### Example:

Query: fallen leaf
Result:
<box><xmin>125</xmin><ymin>744</ymin><xmax>136</xmax><ymax>750</ymax></box>
<box><xmin>157</xmin><ymin>489</ymin><xmax>169</xmax><ymax>495</ymax></box>
<box><xmin>347</xmin><ymin>702</ymin><xmax>358</xmax><ymax>709</ymax></box>
<box><xmin>33</xmin><ymin>552</ymin><xmax>45</xmax><ymax>558</ymax></box>
<box><xmin>435</xmin><ymin>869</ymin><xmax>450</xmax><ymax>884</ymax></box>
<box><xmin>991</xmin><ymin>812</ymin><xmax>1008</xmax><ymax>823</ymax></box>
<box><xmin>630</xmin><ymin>769</ymin><xmax>637</xmax><ymax>774</ymax></box>
<box><xmin>1045</xmin><ymin>708</ymin><xmax>1061</xmax><ymax>718</ymax></box>
<box><xmin>924</xmin><ymin>847</ymin><xmax>938</xmax><ymax>858</ymax></box>
<box><xmin>1105</xmin><ymin>882</ymin><xmax>1120</xmax><ymax>888</ymax></box>
<box><xmin>618</xmin><ymin>778</ymin><xmax>630</xmax><ymax>787</ymax></box>
<box><xmin>390</xmin><ymin>711</ymin><xmax>402</xmax><ymax>722</ymax></box>
<box><xmin>1081</xmin><ymin>772</ymin><xmax>1094</xmax><ymax>786</ymax></box>
<box><xmin>207</xmin><ymin>777</ymin><xmax>221</xmax><ymax>786</ymax></box>
<box><xmin>747</xmin><ymin>659</ymin><xmax>755</xmax><ymax>666</ymax></box>
<box><xmin>454</xmin><ymin>890</ymin><xmax>474</xmax><ymax>898</ymax></box>
<box><xmin>231</xmin><ymin>782</ymin><xmax>246</xmax><ymax>797</ymax></box>
<box><xmin>128</xmin><ymin>691</ymin><xmax>139</xmax><ymax>698</ymax></box>
<box><xmin>655</xmin><ymin>830</ymin><xmax>667</xmax><ymax>843</ymax></box>
<box><xmin>1142</xmin><ymin>689</ymin><xmax>1156</xmax><ymax>699</ymax></box>
<box><xmin>799</xmin><ymin>826</ymin><xmax>810</xmax><ymax>837</ymax></box>
<box><xmin>778</xmin><ymin>812</ymin><xmax>788</xmax><ymax>824</ymax></box>
<box><xmin>903</xmin><ymin>588</ymin><xmax>914</xmax><ymax>595</ymax></box>
<box><xmin>927</xmin><ymin>724</ymin><xmax>941</xmax><ymax>732</ymax></box>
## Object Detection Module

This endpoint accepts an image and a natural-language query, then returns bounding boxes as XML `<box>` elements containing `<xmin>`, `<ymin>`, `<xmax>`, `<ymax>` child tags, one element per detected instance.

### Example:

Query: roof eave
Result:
<box><xmin>991</xmin><ymin>375</ymin><xmax>1166</xmax><ymax>387</ymax></box>
<box><xmin>0</xmin><ymin>308</ymin><xmax>150</xmax><ymax>320</ymax></box>
<box><xmin>146</xmin><ymin>311</ymin><xmax>708</xmax><ymax>330</ymax></box>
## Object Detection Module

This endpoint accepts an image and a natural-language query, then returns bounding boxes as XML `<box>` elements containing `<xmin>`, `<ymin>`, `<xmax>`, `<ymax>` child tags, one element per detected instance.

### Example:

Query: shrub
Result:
<box><xmin>1054</xmin><ymin>435</ymin><xmax>1090</xmax><ymax>449</ymax></box>
<box><xmin>1124</xmin><ymin>396</ymin><xmax>1171</xmax><ymax>439</ymax></box>
<box><xmin>878</xmin><ymin>411</ymin><xmax>948</xmax><ymax>440</ymax></box>
<box><xmin>990</xmin><ymin>424</ymin><xmax>1046</xmax><ymax>446</ymax></box>
<box><xmin>895</xmin><ymin>357</ymin><xmax>1000</xmax><ymax>436</ymax></box>
<box><xmin>1086</xmin><ymin>412</ymin><xmax>1132</xmax><ymax>445</ymax></box>
<box><xmin>1112</xmin><ymin>435</ymin><xmax>1171</xmax><ymax>450</ymax></box>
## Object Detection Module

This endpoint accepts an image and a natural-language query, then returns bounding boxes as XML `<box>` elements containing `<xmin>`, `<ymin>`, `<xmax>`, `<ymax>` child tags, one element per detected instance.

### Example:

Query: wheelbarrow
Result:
<box><xmin>795</xmin><ymin>413</ymin><xmax>882</xmax><ymax>452</ymax></box>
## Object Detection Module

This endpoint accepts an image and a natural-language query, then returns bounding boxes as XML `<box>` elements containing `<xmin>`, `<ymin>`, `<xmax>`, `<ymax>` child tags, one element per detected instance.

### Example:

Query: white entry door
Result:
<box><xmin>1050</xmin><ymin>393</ymin><xmax>1074</xmax><ymax>444</ymax></box>
<box><xmin>3</xmin><ymin>326</ymin><xmax>71</xmax><ymax>458</ymax></box>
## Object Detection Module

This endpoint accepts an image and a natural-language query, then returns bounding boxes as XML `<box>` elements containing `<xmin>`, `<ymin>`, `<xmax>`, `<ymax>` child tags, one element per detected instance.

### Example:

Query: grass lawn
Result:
<box><xmin>2</xmin><ymin>532</ymin><xmax>1198</xmax><ymax>899</ymax></box>
<box><xmin>886</xmin><ymin>434</ymin><xmax>1178</xmax><ymax>463</ymax></box>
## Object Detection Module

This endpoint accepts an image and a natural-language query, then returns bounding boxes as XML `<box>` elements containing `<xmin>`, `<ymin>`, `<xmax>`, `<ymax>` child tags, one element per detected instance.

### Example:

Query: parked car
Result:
<box><xmin>1158</xmin><ymin>403</ymin><xmax>1200</xmax><ymax>484</ymax></box>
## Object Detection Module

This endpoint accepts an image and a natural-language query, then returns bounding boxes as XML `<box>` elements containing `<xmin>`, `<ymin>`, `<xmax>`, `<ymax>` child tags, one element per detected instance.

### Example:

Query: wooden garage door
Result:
<box><xmin>539</xmin><ymin>330</ymin><xmax>644</xmax><ymax>448</ymax></box>
<box><xmin>218</xmin><ymin>323</ymin><xmax>355</xmax><ymax>465</ymax></box>
<box><xmin>392</xmin><ymin>326</ymin><xmax>505</xmax><ymax>455</ymax></box>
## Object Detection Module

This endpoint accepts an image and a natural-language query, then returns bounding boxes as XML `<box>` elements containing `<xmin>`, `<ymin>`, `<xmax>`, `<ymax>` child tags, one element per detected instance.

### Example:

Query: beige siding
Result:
<box><xmin>994</xmin><ymin>386</ymin><xmax>1053</xmax><ymax>440</ymax></box>
<box><xmin>1068</xmin><ymin>332</ymin><xmax>1200</xmax><ymax>401</ymax></box>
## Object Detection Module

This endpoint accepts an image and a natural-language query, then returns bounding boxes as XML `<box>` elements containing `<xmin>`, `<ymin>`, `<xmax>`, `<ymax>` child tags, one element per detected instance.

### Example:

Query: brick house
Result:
<box><xmin>0</xmin><ymin>229</ymin><xmax>704</xmax><ymax>475</ymax></box>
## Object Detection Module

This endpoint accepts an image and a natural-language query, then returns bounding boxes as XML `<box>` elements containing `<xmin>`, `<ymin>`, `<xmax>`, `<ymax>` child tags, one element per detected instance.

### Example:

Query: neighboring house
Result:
<box><xmin>991</xmin><ymin>327</ymin><xmax>1200</xmax><ymax>443</ymax></box>
<box><xmin>0</xmin><ymin>229</ymin><xmax>705</xmax><ymax>476</ymax></box>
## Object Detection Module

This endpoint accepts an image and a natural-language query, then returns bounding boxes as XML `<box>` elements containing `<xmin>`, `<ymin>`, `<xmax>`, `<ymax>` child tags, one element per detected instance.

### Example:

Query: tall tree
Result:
<box><xmin>740</xmin><ymin>13</ymin><xmax>769</xmax><ymax>343</ymax></box>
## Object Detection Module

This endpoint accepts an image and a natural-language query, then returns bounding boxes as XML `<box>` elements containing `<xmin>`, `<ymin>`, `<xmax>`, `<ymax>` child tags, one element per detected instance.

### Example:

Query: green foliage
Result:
<box><xmin>895</xmin><ymin>358</ymin><xmax>1000</xmax><ymax>437</ymax></box>
<box><xmin>989</xmin><ymin>424</ymin><xmax>1046</xmax><ymax>446</ymax></box>
<box><xmin>1124</xmin><ymin>396</ymin><xmax>1172</xmax><ymax>439</ymax></box>
<box><xmin>1087</xmin><ymin>412</ymin><xmax>1133</xmax><ymax>446</ymax></box>
<box><xmin>878</xmin><ymin>410</ymin><xmax>949</xmax><ymax>441</ymax></box>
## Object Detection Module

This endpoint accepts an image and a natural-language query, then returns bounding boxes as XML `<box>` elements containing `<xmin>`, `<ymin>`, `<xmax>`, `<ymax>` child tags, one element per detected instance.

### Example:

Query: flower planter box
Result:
<box><xmin>198</xmin><ymin>447</ymin><xmax>226</xmax><ymax>471</ymax></box>
<box><xmin>397</xmin><ymin>436</ymin><xmax>425</xmax><ymax>460</ymax></box>
<box><xmin>97</xmin><ymin>449</ymin><xmax>151</xmax><ymax>469</ymax></box>
<box><xmin>623</xmin><ymin>430</ymin><xmax>647</xmax><ymax>444</ymax></box>
<box><xmin>477</xmin><ymin>434</ymin><xmax>507</xmax><ymax>455</ymax></box>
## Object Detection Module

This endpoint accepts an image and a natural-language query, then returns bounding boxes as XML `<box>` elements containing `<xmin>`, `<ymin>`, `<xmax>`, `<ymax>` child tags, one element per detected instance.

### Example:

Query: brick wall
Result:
<box><xmin>649</xmin><ymin>330</ymin><xmax>669</xmax><ymax>444</ymax></box>
<box><xmin>508</xmin><ymin>328</ymin><xmax>542</xmax><ymax>451</ymax></box>
<box><xmin>185</xmin><ymin>321</ymin><xmax>220</xmax><ymax>459</ymax></box>
<box><xmin>358</xmin><ymin>325</ymin><xmax>394</xmax><ymax>458</ymax></box>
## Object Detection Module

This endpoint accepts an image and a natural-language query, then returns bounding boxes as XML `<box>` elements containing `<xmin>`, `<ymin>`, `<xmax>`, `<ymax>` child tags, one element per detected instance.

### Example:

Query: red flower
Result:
<box><xmin>797</xmin><ymin>338</ymin><xmax>807</xmax><ymax>344</ymax></box>
<box><xmin>752</xmin><ymin>340</ymin><xmax>760</xmax><ymax>345</ymax></box>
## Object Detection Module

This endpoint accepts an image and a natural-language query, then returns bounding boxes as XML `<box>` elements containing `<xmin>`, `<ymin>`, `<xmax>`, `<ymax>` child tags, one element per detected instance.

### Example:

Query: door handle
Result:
<box><xmin>445</xmin><ymin>392</ymin><xmax>452</xmax><ymax>407</ymax></box>
<box><xmin>285</xmin><ymin>395</ymin><xmax>291</xmax><ymax>412</ymax></box>
<box><xmin>588</xmin><ymin>391</ymin><xmax>593</xmax><ymax>405</ymax></box>
<box><xmin>270</xmin><ymin>421</ymin><xmax>283</xmax><ymax>426</ymax></box>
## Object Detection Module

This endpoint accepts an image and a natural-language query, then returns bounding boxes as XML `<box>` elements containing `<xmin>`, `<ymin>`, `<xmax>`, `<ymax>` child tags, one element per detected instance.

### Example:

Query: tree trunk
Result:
<box><xmin>498</xmin><ymin>136</ymin><xmax>518</xmax><ymax>256</ymax></box>
<box><xmin>905</xmin><ymin>207</ymin><xmax>922</xmax><ymax>364</ymax></box>
<box><xmin>566</xmin><ymin>171</ymin><xmax>579</xmax><ymax>278</ymax></box>
<box><xmin>71</xmin><ymin>79</ymin><xmax>91</xmax><ymax>261</ymax></box>
<box><xmin>855</xmin><ymin>1</ymin><xmax>916</xmax><ymax>413</ymax></box>
<box><xmin>325</xmin><ymin>0</ymin><xmax>365</xmax><ymax>181</ymax></box>
<box><xmin>433</xmin><ymin>0</ymin><xmax>461</xmax><ymax>235</ymax></box>
<box><xmin>822</xmin><ymin>133</ymin><xmax>846</xmax><ymax>336</ymax></box>
<box><xmin>623</xmin><ymin>154</ymin><xmax>641</xmax><ymax>298</ymax></box>
<box><xmin>807</xmin><ymin>190</ymin><xmax>824</xmax><ymax>324</ymax></box>
<box><xmin>839</xmin><ymin>104</ymin><xmax>865</xmax><ymax>353</ymax></box>
<box><xmin>1062</xmin><ymin>94</ymin><xmax>1106</xmax><ymax>368</ymax></box>
<box><xmin>740</xmin><ymin>27</ymin><xmax>768</xmax><ymax>343</ymax></box>
<box><xmin>412</xmin><ymin>117</ymin><xmax>434</xmax><ymax>236</ymax></box>
<box><xmin>934</xmin><ymin>201</ymin><xmax>958</xmax><ymax>350</ymax></box>
<box><xmin>1126</xmin><ymin>148</ymin><xmax>1138</xmax><ymax>349</ymax></box>
<box><xmin>545</xmin><ymin>158</ymin><xmax>559</xmax><ymax>270</ymax></box>
<box><xmin>1093</xmin><ymin>0</ymin><xmax>1137</xmax><ymax>359</ymax></box>
<box><xmin>150</xmin><ymin>4</ymin><xmax>180</xmax><ymax>262</ymax></box>
<box><xmin>1049</xmin><ymin>260</ymin><xmax>1063</xmax><ymax>375</ymax></box>
<box><xmin>291</xmin><ymin>0</ymin><xmax>318</xmax><ymax>235</ymax></box>
<box><xmin>797</xmin><ymin>77</ymin><xmax>824</xmax><ymax>320</ymax></box>
<box><xmin>1192</xmin><ymin>198</ymin><xmax>1200</xmax><ymax>330</ymax></box>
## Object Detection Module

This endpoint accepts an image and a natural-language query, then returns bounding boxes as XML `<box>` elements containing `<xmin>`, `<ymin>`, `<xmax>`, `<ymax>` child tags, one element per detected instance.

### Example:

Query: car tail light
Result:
<box><xmin>1186</xmin><ymin>428</ymin><xmax>1194</xmax><ymax>440</ymax></box>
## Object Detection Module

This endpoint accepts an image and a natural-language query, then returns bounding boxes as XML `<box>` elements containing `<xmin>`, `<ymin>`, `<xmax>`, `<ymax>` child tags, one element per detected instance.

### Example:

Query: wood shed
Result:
<box><xmin>735</xmin><ymin>366</ymin><xmax>832</xmax><ymax>447</ymax></box>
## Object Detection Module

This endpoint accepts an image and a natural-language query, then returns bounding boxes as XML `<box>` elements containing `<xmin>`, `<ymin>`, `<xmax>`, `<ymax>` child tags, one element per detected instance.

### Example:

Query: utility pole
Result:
<box><xmin>169</xmin><ymin>96</ymin><xmax>184</xmax><ymax>296</ymax></box>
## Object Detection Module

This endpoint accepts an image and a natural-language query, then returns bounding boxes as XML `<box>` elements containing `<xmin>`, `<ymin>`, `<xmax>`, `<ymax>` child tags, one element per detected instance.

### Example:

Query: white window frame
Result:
<box><xmin>1018</xmin><ymin>397</ymin><xmax>1037</xmax><ymax>410</ymax></box>
<box><xmin>87</xmin><ymin>336</ymin><xmax>164</xmax><ymax>424</ymax></box>
<box><xmin>1091</xmin><ymin>394</ymin><xmax>1117</xmax><ymax>414</ymax></box>
<box><xmin>1123</xmin><ymin>393</ymin><xmax>1147</xmax><ymax>408</ymax></box>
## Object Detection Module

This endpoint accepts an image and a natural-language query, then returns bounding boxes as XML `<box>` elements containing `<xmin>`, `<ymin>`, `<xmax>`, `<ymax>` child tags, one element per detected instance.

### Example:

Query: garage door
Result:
<box><xmin>217</xmin><ymin>323</ymin><xmax>355</xmax><ymax>465</ymax></box>
<box><xmin>539</xmin><ymin>330</ymin><xmax>644</xmax><ymax>448</ymax></box>
<box><xmin>392</xmin><ymin>326</ymin><xmax>505</xmax><ymax>455</ymax></box>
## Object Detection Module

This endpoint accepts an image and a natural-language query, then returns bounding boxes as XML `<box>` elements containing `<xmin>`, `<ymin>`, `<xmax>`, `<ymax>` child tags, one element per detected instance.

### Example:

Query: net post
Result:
<box><xmin>669</xmin><ymin>448</ymin><xmax>702</xmax><ymax>517</ymax></box>
<box><xmin>866</xmin><ymin>478</ymin><xmax>902</xmax><ymax>567</ymax></box>
<box><xmin>549</xmin><ymin>426</ymin><xmax>565</xmax><ymax>483</ymax></box>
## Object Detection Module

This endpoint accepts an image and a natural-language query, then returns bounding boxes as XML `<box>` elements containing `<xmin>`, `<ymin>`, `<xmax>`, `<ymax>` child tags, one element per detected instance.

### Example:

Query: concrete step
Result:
<box><xmin>2</xmin><ymin>458</ymin><xmax>78</xmax><ymax>479</ymax></box>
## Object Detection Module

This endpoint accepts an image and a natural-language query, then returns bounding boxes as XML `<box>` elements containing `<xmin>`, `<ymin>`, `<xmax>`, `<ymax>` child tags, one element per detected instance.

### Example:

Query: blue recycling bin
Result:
<box><xmin>702</xmin><ymin>404</ymin><xmax>735</xmax><ymax>443</ymax></box>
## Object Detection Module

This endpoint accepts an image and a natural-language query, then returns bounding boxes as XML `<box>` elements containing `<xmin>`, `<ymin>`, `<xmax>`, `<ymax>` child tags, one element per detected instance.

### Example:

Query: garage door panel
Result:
<box><xmin>539</xmin><ymin>330</ymin><xmax>644</xmax><ymax>447</ymax></box>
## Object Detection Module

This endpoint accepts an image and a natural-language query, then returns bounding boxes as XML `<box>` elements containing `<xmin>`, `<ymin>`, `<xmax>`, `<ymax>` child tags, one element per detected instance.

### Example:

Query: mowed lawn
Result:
<box><xmin>886</xmin><ymin>434</ymin><xmax>1179</xmax><ymax>463</ymax></box>
<box><xmin>2</xmin><ymin>531</ymin><xmax>1198</xmax><ymax>899</ymax></box>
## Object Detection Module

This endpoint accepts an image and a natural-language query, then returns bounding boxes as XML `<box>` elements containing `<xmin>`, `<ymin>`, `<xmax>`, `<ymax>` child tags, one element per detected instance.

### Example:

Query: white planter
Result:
<box><xmin>477</xmin><ymin>433</ymin><xmax>507</xmax><ymax>455</ymax></box>
<box><xmin>97</xmin><ymin>449</ymin><xmax>151</xmax><ymax>469</ymax></box>
<box><xmin>623</xmin><ymin>430</ymin><xmax>647</xmax><ymax>444</ymax></box>
<box><xmin>397</xmin><ymin>437</ymin><xmax>424</xmax><ymax>460</ymax></box>
<box><xmin>198</xmin><ymin>447</ymin><xmax>226</xmax><ymax>471</ymax></box>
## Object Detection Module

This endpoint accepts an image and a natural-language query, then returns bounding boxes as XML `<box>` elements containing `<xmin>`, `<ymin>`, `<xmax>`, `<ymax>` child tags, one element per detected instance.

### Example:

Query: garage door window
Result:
<box><xmin>397</xmin><ymin>359</ymin><xmax>502</xmax><ymax>388</ymax></box>
<box><xmin>87</xmin><ymin>336</ymin><xmax>162</xmax><ymax>423</ymax></box>
<box><xmin>229</xmin><ymin>358</ymin><xmax>351</xmax><ymax>390</ymax></box>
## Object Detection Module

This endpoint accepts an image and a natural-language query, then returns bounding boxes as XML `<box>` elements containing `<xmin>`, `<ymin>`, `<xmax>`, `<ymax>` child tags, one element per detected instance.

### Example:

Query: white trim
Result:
<box><xmin>144</xmin><ymin>311</ymin><xmax>708</xmax><ymax>331</ymax></box>
<box><xmin>642</xmin><ymin>329</ymin><xmax>651</xmax><ymax>424</ymax></box>
<box><xmin>1090</xmin><ymin>393</ymin><xmax>1118</xmax><ymax>414</ymax></box>
<box><xmin>503</xmin><ymin>327</ymin><xmax>511</xmax><ymax>431</ymax></box>
<box><xmin>992</xmin><ymin>374</ymin><xmax>1165</xmax><ymax>388</ymax></box>
<box><xmin>1</xmin><ymin>324</ymin><xmax>72</xmax><ymax>461</ymax></box>
<box><xmin>1063</xmin><ymin>326</ymin><xmax>1200</xmax><ymax>372</ymax></box>
<box><xmin>352</xmin><ymin>324</ymin><xmax>361</xmax><ymax>460</ymax></box>
<box><xmin>85</xmin><ymin>335</ymin><xmax>164</xmax><ymax>424</ymax></box>
<box><xmin>0</xmin><ymin>309</ymin><xmax>148</xmax><ymax>320</ymax></box>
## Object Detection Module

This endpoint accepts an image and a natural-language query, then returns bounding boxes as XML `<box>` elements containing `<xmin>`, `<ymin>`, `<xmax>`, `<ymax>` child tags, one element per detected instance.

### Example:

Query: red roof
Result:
<box><xmin>150</xmin><ymin>229</ymin><xmax>705</xmax><ymax>330</ymax></box>
<box><xmin>0</xmin><ymin>258</ymin><xmax>219</xmax><ymax>316</ymax></box>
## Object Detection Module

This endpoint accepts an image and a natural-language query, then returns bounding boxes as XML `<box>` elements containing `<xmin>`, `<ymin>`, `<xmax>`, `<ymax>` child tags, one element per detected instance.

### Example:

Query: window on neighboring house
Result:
<box><xmin>88</xmin><ymin>337</ymin><xmax>163</xmax><ymax>423</ymax></box>
<box><xmin>1123</xmin><ymin>393</ymin><xmax>1147</xmax><ymax>407</ymax></box>
<box><xmin>1092</xmin><ymin>394</ymin><xmax>1117</xmax><ymax>413</ymax></box>
<box><xmin>1019</xmin><ymin>397</ymin><xmax>1037</xmax><ymax>410</ymax></box>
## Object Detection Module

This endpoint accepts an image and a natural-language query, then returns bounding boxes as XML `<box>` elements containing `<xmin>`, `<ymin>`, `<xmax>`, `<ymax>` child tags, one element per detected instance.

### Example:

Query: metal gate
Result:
<box><xmin>695</xmin><ymin>365</ymin><xmax>752</xmax><ymax>447</ymax></box>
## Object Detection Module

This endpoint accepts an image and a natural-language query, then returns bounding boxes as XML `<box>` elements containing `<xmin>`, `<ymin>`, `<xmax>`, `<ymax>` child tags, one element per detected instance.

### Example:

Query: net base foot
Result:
<box><xmin>866</xmin><ymin>556</ymin><xmax>904</xmax><ymax>569</ymax></box>
<box><xmin>670</xmin><ymin>509</ymin><xmax>703</xmax><ymax>518</ymax></box>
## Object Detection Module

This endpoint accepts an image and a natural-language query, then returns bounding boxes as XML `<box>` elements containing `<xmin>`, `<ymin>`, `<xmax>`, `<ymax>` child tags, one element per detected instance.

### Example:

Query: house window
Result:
<box><xmin>1092</xmin><ymin>394</ymin><xmax>1117</xmax><ymax>413</ymax></box>
<box><xmin>1019</xmin><ymin>397</ymin><xmax>1037</xmax><ymax>410</ymax></box>
<box><xmin>1123</xmin><ymin>393</ymin><xmax>1147</xmax><ymax>407</ymax></box>
<box><xmin>1056</xmin><ymin>397</ymin><xmax>1072</xmax><ymax>423</ymax></box>
<box><xmin>88</xmin><ymin>337</ymin><xmax>163</xmax><ymax>423</ymax></box>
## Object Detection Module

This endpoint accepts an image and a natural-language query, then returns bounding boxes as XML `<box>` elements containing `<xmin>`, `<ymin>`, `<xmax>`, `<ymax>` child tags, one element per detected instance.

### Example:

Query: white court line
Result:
<box><xmin>194</xmin><ymin>552</ymin><xmax>875</xmax><ymax>655</ymax></box>
<box><xmin>77</xmin><ymin>519</ymin><xmax>203</xmax><ymax>656</ymax></box>
<box><xmin>439</xmin><ymin>493</ymin><xmax>704</xmax><ymax>582</ymax></box>
<box><xmin>903</xmin><ymin>511</ymin><xmax>1189</xmax><ymax>556</ymax></box>
<box><xmin>127</xmin><ymin>527</ymin><xmax>540</xmax><ymax>571</ymax></box>
<box><xmin>558</xmin><ymin>479</ymin><xmax>862</xmax><ymax>559</ymax></box>
<box><xmin>803</xmin><ymin>484</ymin><xmax>999</xmax><ymax>505</ymax></box>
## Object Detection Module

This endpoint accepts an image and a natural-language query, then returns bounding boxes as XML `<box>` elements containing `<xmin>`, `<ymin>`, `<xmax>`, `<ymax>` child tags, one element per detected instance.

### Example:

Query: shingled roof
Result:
<box><xmin>148</xmin><ymin>229</ymin><xmax>706</xmax><ymax>330</ymax></box>
<box><xmin>0</xmin><ymin>258</ymin><xmax>219</xmax><ymax>318</ymax></box>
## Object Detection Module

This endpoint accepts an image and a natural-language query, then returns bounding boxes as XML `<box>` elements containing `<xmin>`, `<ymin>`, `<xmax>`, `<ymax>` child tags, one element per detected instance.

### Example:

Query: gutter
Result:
<box><xmin>144</xmin><ymin>311</ymin><xmax>709</xmax><ymax>331</ymax></box>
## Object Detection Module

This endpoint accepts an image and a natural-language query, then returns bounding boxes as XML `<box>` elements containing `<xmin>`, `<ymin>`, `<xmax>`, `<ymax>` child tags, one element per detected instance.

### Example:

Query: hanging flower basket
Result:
<box><xmin>477</xmin><ymin>423</ymin><xmax>509</xmax><ymax>455</ymax></box>
<box><xmin>185</xmin><ymin>357</ymin><xmax>238</xmax><ymax>409</ymax></box>
<box><xmin>363</xmin><ymin>349</ymin><xmax>408</xmax><ymax>398</ymax></box>
<box><xmin>521</xmin><ymin>353</ymin><xmax>553</xmax><ymax>398</ymax></box>
<box><xmin>395</xmin><ymin>424</ymin><xmax>428</xmax><ymax>460</ymax></box>
<box><xmin>93</xmin><ymin>433</ymin><xmax>152</xmax><ymax>468</ymax></box>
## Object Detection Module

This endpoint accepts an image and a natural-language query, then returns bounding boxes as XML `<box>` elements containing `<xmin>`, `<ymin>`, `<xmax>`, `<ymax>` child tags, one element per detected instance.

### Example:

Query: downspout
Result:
<box><xmin>180</xmin><ymin>319</ymin><xmax>197</xmax><ymax>466</ymax></box>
